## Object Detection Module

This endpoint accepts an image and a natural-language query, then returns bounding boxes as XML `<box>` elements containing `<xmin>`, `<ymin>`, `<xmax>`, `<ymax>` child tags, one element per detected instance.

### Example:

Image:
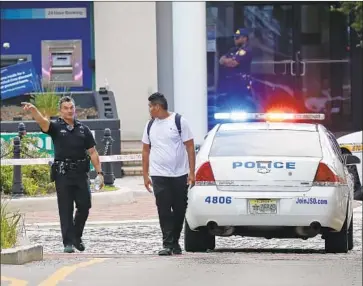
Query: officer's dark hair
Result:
<box><xmin>58</xmin><ymin>96</ymin><xmax>75</xmax><ymax>109</ymax></box>
<box><xmin>148</xmin><ymin>92</ymin><xmax>168</xmax><ymax>110</ymax></box>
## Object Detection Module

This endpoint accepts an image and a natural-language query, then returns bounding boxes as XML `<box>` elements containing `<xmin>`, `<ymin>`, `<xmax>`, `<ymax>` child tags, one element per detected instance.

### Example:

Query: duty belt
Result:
<box><xmin>54</xmin><ymin>158</ymin><xmax>88</xmax><ymax>172</ymax></box>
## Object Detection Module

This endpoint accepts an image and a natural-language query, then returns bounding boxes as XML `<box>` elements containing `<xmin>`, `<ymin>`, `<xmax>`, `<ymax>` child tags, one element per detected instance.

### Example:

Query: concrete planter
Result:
<box><xmin>1</xmin><ymin>244</ymin><xmax>43</xmax><ymax>265</ymax></box>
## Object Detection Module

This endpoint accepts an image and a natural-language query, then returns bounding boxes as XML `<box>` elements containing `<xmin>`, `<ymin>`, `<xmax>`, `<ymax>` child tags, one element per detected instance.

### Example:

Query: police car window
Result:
<box><xmin>326</xmin><ymin>132</ymin><xmax>343</xmax><ymax>162</ymax></box>
<box><xmin>210</xmin><ymin>130</ymin><xmax>322</xmax><ymax>157</ymax></box>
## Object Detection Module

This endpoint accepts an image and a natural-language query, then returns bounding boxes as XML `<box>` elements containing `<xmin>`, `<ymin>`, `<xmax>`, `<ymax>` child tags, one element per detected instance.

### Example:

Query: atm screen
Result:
<box><xmin>51</xmin><ymin>53</ymin><xmax>72</xmax><ymax>67</ymax></box>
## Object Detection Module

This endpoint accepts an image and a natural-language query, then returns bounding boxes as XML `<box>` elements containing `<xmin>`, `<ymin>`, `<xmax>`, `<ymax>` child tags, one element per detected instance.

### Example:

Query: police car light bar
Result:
<box><xmin>214</xmin><ymin>112</ymin><xmax>325</xmax><ymax>121</ymax></box>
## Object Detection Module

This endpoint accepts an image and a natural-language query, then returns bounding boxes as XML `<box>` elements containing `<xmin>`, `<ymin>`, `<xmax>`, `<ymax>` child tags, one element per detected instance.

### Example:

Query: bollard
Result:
<box><xmin>102</xmin><ymin>128</ymin><xmax>115</xmax><ymax>186</ymax></box>
<box><xmin>12</xmin><ymin>136</ymin><xmax>24</xmax><ymax>196</ymax></box>
<box><xmin>18</xmin><ymin>122</ymin><xmax>26</xmax><ymax>139</ymax></box>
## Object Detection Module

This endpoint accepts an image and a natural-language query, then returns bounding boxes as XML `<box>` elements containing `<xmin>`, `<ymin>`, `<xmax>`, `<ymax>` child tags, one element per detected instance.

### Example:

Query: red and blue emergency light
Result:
<box><xmin>214</xmin><ymin>111</ymin><xmax>325</xmax><ymax>121</ymax></box>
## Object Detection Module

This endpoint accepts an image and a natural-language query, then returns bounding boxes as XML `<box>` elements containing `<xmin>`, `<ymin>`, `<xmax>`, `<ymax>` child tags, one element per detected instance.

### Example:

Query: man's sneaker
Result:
<box><xmin>172</xmin><ymin>244</ymin><xmax>182</xmax><ymax>255</ymax></box>
<box><xmin>158</xmin><ymin>248</ymin><xmax>172</xmax><ymax>256</ymax></box>
<box><xmin>64</xmin><ymin>245</ymin><xmax>75</xmax><ymax>253</ymax></box>
<box><xmin>73</xmin><ymin>239</ymin><xmax>85</xmax><ymax>252</ymax></box>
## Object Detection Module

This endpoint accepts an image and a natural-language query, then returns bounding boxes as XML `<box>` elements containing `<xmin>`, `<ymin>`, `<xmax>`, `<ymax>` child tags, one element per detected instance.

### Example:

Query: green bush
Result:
<box><xmin>0</xmin><ymin>136</ymin><xmax>56</xmax><ymax>196</ymax></box>
<box><xmin>1</xmin><ymin>200</ymin><xmax>21</xmax><ymax>249</ymax></box>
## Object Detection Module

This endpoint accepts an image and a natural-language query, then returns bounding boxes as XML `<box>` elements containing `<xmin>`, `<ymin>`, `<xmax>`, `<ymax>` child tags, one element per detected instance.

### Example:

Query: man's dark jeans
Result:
<box><xmin>151</xmin><ymin>175</ymin><xmax>188</xmax><ymax>249</ymax></box>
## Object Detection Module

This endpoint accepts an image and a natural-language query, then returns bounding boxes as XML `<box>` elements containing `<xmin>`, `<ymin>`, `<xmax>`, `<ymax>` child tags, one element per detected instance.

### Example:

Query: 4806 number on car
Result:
<box><xmin>205</xmin><ymin>196</ymin><xmax>232</xmax><ymax>204</ymax></box>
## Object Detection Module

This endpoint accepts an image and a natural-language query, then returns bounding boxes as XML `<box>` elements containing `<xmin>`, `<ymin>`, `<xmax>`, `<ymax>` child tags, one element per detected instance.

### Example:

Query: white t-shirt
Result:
<box><xmin>141</xmin><ymin>113</ymin><xmax>194</xmax><ymax>177</ymax></box>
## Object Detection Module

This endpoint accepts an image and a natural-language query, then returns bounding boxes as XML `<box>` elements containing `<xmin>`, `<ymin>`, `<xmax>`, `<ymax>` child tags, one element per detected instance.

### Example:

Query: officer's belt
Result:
<box><xmin>54</xmin><ymin>158</ymin><xmax>87</xmax><ymax>170</ymax></box>
<box><xmin>225</xmin><ymin>73</ymin><xmax>250</xmax><ymax>79</ymax></box>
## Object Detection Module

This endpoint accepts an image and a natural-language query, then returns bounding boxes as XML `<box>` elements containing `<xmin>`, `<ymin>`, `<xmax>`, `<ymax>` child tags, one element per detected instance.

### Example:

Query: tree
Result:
<box><xmin>332</xmin><ymin>2</ymin><xmax>363</xmax><ymax>47</ymax></box>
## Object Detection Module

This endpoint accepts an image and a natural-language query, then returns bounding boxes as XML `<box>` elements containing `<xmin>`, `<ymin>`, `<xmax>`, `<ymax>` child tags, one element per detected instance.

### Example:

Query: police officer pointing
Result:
<box><xmin>22</xmin><ymin>96</ymin><xmax>104</xmax><ymax>253</ymax></box>
<box><xmin>218</xmin><ymin>28</ymin><xmax>254</xmax><ymax>107</ymax></box>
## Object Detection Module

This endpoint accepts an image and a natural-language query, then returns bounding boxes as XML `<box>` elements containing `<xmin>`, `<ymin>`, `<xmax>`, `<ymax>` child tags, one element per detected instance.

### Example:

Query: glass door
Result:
<box><xmin>206</xmin><ymin>2</ymin><xmax>352</xmax><ymax>132</ymax></box>
<box><xmin>293</xmin><ymin>4</ymin><xmax>352</xmax><ymax>132</ymax></box>
<box><xmin>238</xmin><ymin>4</ymin><xmax>298</xmax><ymax>113</ymax></box>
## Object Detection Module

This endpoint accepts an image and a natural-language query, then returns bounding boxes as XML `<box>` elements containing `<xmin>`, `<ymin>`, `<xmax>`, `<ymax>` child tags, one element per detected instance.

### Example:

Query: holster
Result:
<box><xmin>50</xmin><ymin>163</ymin><xmax>57</xmax><ymax>182</ymax></box>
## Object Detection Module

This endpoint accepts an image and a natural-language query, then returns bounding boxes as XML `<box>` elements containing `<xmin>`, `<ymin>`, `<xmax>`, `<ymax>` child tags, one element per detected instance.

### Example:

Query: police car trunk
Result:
<box><xmin>207</xmin><ymin>122</ymin><xmax>322</xmax><ymax>192</ymax></box>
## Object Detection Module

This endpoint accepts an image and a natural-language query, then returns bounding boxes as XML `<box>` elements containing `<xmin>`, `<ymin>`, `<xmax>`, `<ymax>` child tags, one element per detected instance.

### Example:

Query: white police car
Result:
<box><xmin>337</xmin><ymin>131</ymin><xmax>363</xmax><ymax>200</ymax></box>
<box><xmin>185</xmin><ymin>112</ymin><xmax>360</xmax><ymax>254</ymax></box>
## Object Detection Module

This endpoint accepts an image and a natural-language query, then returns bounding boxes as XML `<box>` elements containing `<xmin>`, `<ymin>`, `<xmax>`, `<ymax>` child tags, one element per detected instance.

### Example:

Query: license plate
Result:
<box><xmin>248</xmin><ymin>199</ymin><xmax>277</xmax><ymax>214</ymax></box>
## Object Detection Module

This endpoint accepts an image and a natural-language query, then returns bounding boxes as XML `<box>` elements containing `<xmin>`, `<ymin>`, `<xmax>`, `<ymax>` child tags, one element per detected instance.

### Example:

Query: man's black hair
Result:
<box><xmin>58</xmin><ymin>96</ymin><xmax>75</xmax><ymax>109</ymax></box>
<box><xmin>148</xmin><ymin>92</ymin><xmax>168</xmax><ymax>110</ymax></box>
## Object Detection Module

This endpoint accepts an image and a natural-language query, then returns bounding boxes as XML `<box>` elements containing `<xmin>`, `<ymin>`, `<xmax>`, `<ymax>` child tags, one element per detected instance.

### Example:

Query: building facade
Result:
<box><xmin>1</xmin><ymin>2</ymin><xmax>361</xmax><ymax>143</ymax></box>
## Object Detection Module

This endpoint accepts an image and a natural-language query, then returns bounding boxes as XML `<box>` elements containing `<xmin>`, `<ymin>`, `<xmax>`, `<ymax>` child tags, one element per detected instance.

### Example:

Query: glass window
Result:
<box><xmin>210</xmin><ymin>130</ymin><xmax>322</xmax><ymax>157</ymax></box>
<box><xmin>206</xmin><ymin>3</ymin><xmax>354</xmax><ymax>133</ymax></box>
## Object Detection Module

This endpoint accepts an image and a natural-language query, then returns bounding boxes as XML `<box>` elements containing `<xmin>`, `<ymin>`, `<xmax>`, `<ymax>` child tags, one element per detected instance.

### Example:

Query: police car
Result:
<box><xmin>185</xmin><ymin>112</ymin><xmax>360</xmax><ymax>254</ymax></box>
<box><xmin>337</xmin><ymin>131</ymin><xmax>363</xmax><ymax>200</ymax></box>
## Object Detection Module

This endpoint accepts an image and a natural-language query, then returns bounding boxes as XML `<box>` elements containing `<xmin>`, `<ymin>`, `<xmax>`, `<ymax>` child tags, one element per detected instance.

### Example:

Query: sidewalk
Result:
<box><xmin>7</xmin><ymin>176</ymin><xmax>159</xmax><ymax>225</ymax></box>
<box><xmin>23</xmin><ymin>195</ymin><xmax>157</xmax><ymax>225</ymax></box>
<box><xmin>6</xmin><ymin>175</ymin><xmax>362</xmax><ymax>225</ymax></box>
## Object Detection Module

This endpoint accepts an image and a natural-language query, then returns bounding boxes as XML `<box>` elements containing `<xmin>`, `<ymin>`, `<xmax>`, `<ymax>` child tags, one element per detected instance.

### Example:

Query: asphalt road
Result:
<box><xmin>1</xmin><ymin>251</ymin><xmax>362</xmax><ymax>286</ymax></box>
<box><xmin>1</xmin><ymin>192</ymin><xmax>361</xmax><ymax>286</ymax></box>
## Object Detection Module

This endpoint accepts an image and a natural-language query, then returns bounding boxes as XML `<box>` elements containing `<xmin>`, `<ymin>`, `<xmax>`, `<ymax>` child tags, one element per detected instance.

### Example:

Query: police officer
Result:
<box><xmin>218</xmin><ymin>28</ymin><xmax>254</xmax><ymax>109</ymax></box>
<box><xmin>22</xmin><ymin>96</ymin><xmax>104</xmax><ymax>253</ymax></box>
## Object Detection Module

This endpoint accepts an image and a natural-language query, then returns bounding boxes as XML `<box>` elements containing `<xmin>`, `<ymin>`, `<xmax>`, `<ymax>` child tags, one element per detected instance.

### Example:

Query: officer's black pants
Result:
<box><xmin>55</xmin><ymin>172</ymin><xmax>91</xmax><ymax>246</ymax></box>
<box><xmin>151</xmin><ymin>175</ymin><xmax>188</xmax><ymax>249</ymax></box>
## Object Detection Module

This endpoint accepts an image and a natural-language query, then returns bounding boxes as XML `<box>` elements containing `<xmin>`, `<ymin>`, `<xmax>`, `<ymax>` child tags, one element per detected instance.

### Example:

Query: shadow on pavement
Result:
<box><xmin>210</xmin><ymin>248</ymin><xmax>326</xmax><ymax>254</ymax></box>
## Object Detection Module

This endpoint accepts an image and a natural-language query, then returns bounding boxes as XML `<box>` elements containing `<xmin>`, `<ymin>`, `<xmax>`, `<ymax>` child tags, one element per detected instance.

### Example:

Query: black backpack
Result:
<box><xmin>147</xmin><ymin>113</ymin><xmax>182</xmax><ymax>147</ymax></box>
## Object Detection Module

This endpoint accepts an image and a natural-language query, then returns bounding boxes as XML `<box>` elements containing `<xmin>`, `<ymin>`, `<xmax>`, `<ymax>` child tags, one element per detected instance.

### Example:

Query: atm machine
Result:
<box><xmin>41</xmin><ymin>39</ymin><xmax>83</xmax><ymax>87</ymax></box>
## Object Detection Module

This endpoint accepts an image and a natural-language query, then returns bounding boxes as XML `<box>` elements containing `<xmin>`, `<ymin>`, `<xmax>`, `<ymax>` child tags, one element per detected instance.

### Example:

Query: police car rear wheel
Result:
<box><xmin>184</xmin><ymin>221</ymin><xmax>215</xmax><ymax>252</ymax></box>
<box><xmin>324</xmin><ymin>214</ymin><xmax>349</xmax><ymax>254</ymax></box>
<box><xmin>341</xmin><ymin>148</ymin><xmax>362</xmax><ymax>201</ymax></box>
<box><xmin>348</xmin><ymin>212</ymin><xmax>354</xmax><ymax>251</ymax></box>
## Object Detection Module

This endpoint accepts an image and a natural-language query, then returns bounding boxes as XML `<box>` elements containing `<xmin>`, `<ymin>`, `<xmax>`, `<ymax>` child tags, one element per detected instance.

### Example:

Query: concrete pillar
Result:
<box><xmin>156</xmin><ymin>2</ymin><xmax>174</xmax><ymax>111</ymax></box>
<box><xmin>172</xmin><ymin>2</ymin><xmax>208</xmax><ymax>144</ymax></box>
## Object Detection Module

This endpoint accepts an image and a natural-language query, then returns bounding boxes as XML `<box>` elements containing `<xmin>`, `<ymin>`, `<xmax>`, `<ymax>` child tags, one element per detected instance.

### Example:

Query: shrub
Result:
<box><xmin>0</xmin><ymin>200</ymin><xmax>21</xmax><ymax>249</ymax></box>
<box><xmin>30</xmin><ymin>85</ymin><xmax>69</xmax><ymax>119</ymax></box>
<box><xmin>0</xmin><ymin>136</ymin><xmax>56</xmax><ymax>196</ymax></box>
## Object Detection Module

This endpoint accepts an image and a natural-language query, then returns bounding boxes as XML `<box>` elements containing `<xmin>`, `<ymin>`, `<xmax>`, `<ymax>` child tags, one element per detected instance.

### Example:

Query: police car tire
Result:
<box><xmin>348</xmin><ymin>166</ymin><xmax>362</xmax><ymax>200</ymax></box>
<box><xmin>348</xmin><ymin>212</ymin><xmax>354</xmax><ymax>251</ymax></box>
<box><xmin>341</xmin><ymin>148</ymin><xmax>362</xmax><ymax>200</ymax></box>
<box><xmin>184</xmin><ymin>221</ymin><xmax>215</xmax><ymax>252</ymax></box>
<box><xmin>324</xmin><ymin>213</ymin><xmax>349</xmax><ymax>254</ymax></box>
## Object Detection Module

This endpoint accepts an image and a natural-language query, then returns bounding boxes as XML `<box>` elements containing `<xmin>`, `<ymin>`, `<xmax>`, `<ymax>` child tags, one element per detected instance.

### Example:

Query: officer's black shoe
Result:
<box><xmin>73</xmin><ymin>239</ymin><xmax>85</xmax><ymax>252</ymax></box>
<box><xmin>172</xmin><ymin>244</ymin><xmax>182</xmax><ymax>255</ymax></box>
<box><xmin>64</xmin><ymin>245</ymin><xmax>75</xmax><ymax>253</ymax></box>
<box><xmin>158</xmin><ymin>248</ymin><xmax>172</xmax><ymax>256</ymax></box>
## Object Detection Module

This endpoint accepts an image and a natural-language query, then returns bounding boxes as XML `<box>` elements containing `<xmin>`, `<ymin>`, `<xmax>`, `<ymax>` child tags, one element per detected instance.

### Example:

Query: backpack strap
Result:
<box><xmin>147</xmin><ymin>118</ymin><xmax>155</xmax><ymax>147</ymax></box>
<box><xmin>175</xmin><ymin>113</ymin><xmax>182</xmax><ymax>137</ymax></box>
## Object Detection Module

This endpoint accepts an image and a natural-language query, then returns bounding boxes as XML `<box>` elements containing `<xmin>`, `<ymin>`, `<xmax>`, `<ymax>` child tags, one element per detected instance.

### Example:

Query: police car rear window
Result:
<box><xmin>210</xmin><ymin>130</ymin><xmax>322</xmax><ymax>157</ymax></box>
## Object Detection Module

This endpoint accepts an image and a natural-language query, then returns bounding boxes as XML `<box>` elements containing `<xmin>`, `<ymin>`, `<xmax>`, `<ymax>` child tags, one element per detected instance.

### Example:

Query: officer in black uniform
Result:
<box><xmin>218</xmin><ymin>28</ymin><xmax>255</xmax><ymax>110</ymax></box>
<box><xmin>22</xmin><ymin>96</ymin><xmax>104</xmax><ymax>253</ymax></box>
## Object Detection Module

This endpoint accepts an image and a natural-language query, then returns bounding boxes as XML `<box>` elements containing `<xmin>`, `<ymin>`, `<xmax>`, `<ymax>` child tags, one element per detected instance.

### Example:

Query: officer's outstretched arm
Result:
<box><xmin>21</xmin><ymin>102</ymin><xmax>50</xmax><ymax>132</ymax></box>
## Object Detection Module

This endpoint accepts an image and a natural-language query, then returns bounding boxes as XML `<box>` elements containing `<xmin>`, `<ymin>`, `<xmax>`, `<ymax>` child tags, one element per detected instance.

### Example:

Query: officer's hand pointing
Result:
<box><xmin>21</xmin><ymin>102</ymin><xmax>36</xmax><ymax>112</ymax></box>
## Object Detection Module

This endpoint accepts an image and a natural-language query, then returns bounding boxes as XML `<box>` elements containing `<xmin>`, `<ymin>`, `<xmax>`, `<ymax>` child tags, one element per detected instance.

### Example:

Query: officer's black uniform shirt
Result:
<box><xmin>42</xmin><ymin>118</ymin><xmax>96</xmax><ymax>161</ymax></box>
<box><xmin>222</xmin><ymin>43</ymin><xmax>253</xmax><ymax>76</ymax></box>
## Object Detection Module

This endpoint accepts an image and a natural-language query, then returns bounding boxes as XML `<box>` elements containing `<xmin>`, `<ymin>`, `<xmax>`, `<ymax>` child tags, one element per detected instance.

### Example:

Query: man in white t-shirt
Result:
<box><xmin>142</xmin><ymin>92</ymin><xmax>196</xmax><ymax>256</ymax></box>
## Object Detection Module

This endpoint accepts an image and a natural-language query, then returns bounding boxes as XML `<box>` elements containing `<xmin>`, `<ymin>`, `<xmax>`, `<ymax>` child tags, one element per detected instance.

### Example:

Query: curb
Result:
<box><xmin>1</xmin><ymin>244</ymin><xmax>43</xmax><ymax>265</ymax></box>
<box><xmin>26</xmin><ymin>219</ymin><xmax>160</xmax><ymax>228</ymax></box>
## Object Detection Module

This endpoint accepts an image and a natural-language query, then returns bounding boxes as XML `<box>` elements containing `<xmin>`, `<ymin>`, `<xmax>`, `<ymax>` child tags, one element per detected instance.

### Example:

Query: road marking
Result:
<box><xmin>1</xmin><ymin>276</ymin><xmax>28</xmax><ymax>286</ymax></box>
<box><xmin>38</xmin><ymin>258</ymin><xmax>108</xmax><ymax>286</ymax></box>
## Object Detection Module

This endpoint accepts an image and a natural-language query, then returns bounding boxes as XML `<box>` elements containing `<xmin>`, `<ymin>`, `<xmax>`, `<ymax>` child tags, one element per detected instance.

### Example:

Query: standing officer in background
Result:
<box><xmin>142</xmin><ymin>92</ymin><xmax>196</xmax><ymax>256</ymax></box>
<box><xmin>218</xmin><ymin>28</ymin><xmax>255</xmax><ymax>109</ymax></box>
<box><xmin>22</xmin><ymin>96</ymin><xmax>104</xmax><ymax>253</ymax></box>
